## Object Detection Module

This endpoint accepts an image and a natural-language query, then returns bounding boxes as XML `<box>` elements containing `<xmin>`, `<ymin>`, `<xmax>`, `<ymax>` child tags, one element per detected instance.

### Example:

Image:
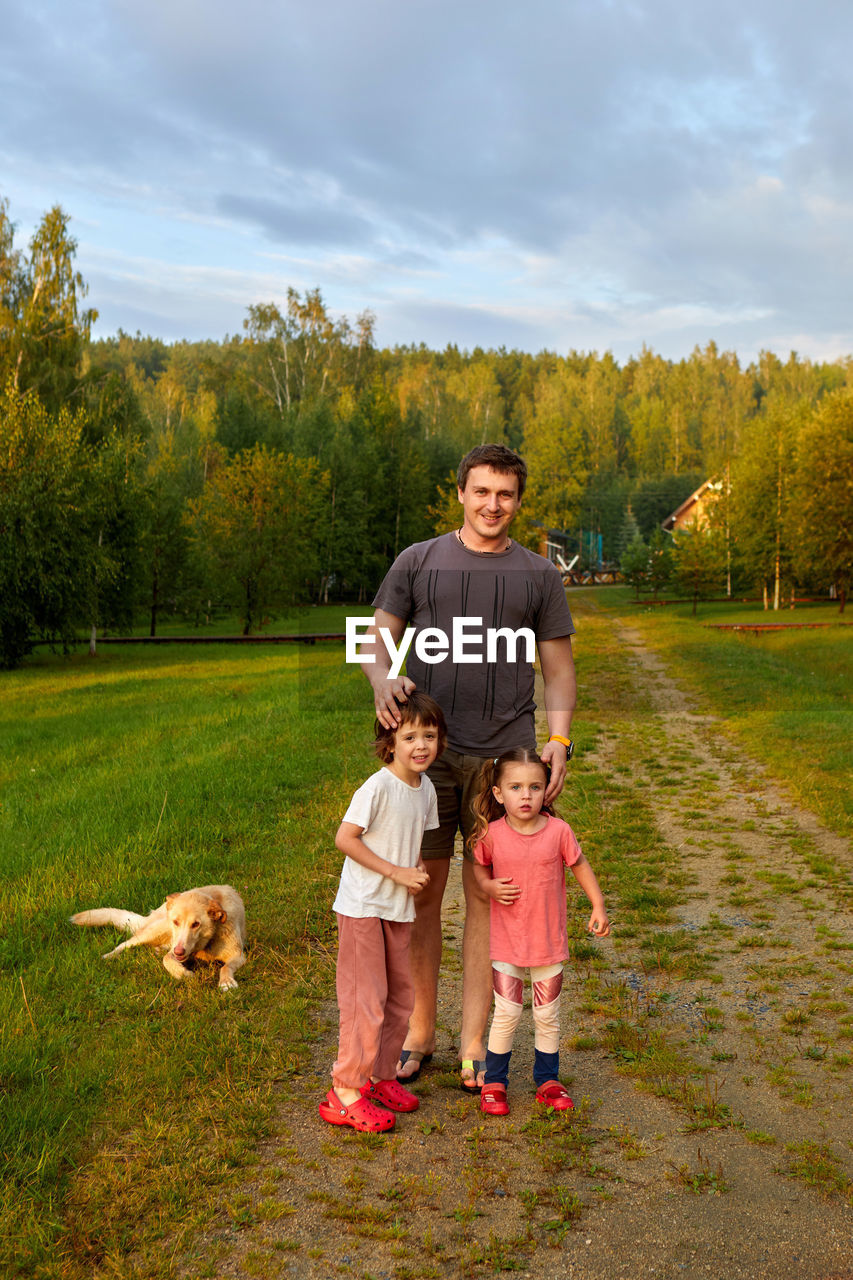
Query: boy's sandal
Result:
<box><xmin>395</xmin><ymin>1049</ymin><xmax>433</xmax><ymax>1084</ymax></box>
<box><xmin>480</xmin><ymin>1083</ymin><xmax>510</xmax><ymax>1116</ymax></box>
<box><xmin>318</xmin><ymin>1090</ymin><xmax>395</xmax><ymax>1132</ymax></box>
<box><xmin>361</xmin><ymin>1078</ymin><xmax>420</xmax><ymax>1112</ymax></box>
<box><xmin>535</xmin><ymin>1080</ymin><xmax>574</xmax><ymax>1111</ymax></box>
<box><xmin>460</xmin><ymin>1059</ymin><xmax>486</xmax><ymax>1095</ymax></box>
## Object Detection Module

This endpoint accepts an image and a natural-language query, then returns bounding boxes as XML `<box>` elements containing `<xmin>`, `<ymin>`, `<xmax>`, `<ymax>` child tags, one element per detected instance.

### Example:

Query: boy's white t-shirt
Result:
<box><xmin>333</xmin><ymin>767</ymin><xmax>439</xmax><ymax>923</ymax></box>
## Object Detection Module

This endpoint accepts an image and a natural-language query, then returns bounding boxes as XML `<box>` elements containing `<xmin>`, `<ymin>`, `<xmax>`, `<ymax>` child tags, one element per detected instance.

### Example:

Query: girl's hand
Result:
<box><xmin>487</xmin><ymin>876</ymin><xmax>521</xmax><ymax>906</ymax></box>
<box><xmin>395</xmin><ymin>865</ymin><xmax>430</xmax><ymax>895</ymax></box>
<box><xmin>587</xmin><ymin>907</ymin><xmax>611</xmax><ymax>938</ymax></box>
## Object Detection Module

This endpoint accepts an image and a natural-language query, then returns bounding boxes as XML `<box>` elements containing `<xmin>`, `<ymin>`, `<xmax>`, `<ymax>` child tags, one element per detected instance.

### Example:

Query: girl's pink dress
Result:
<box><xmin>473</xmin><ymin>814</ymin><xmax>582</xmax><ymax>967</ymax></box>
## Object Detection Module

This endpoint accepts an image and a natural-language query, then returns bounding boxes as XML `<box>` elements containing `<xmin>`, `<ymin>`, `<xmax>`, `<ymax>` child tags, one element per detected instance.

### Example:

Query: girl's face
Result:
<box><xmin>388</xmin><ymin>718</ymin><xmax>440</xmax><ymax>782</ymax></box>
<box><xmin>492</xmin><ymin>762</ymin><xmax>547</xmax><ymax>825</ymax></box>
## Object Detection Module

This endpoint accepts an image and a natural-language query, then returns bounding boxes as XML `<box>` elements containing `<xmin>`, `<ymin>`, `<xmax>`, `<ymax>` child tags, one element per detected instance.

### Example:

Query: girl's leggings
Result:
<box><xmin>485</xmin><ymin>960</ymin><xmax>564</xmax><ymax>1087</ymax></box>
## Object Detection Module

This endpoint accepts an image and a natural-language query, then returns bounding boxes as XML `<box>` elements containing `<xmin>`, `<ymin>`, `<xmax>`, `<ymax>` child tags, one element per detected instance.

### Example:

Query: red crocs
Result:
<box><xmin>535</xmin><ymin>1080</ymin><xmax>574</xmax><ymax>1111</ymax></box>
<box><xmin>360</xmin><ymin>1078</ymin><xmax>420</xmax><ymax>1112</ymax></box>
<box><xmin>318</xmin><ymin>1090</ymin><xmax>395</xmax><ymax>1131</ymax></box>
<box><xmin>480</xmin><ymin>1083</ymin><xmax>510</xmax><ymax>1116</ymax></box>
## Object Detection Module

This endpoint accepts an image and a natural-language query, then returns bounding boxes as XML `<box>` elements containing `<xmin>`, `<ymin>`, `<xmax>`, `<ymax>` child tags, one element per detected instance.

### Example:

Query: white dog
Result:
<box><xmin>71</xmin><ymin>884</ymin><xmax>246</xmax><ymax>990</ymax></box>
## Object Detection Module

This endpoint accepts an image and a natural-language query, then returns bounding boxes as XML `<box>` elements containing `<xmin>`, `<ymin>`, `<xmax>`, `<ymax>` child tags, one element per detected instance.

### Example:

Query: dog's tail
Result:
<box><xmin>70</xmin><ymin>908</ymin><xmax>148</xmax><ymax>934</ymax></box>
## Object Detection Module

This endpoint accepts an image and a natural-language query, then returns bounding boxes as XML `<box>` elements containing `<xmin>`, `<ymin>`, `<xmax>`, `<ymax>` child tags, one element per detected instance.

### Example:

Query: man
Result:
<box><xmin>361</xmin><ymin>443</ymin><xmax>576</xmax><ymax>1091</ymax></box>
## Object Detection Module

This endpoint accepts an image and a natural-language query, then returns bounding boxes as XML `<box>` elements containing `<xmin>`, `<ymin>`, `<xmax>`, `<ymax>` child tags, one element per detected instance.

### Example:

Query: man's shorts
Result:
<box><xmin>421</xmin><ymin>749</ymin><xmax>493</xmax><ymax>862</ymax></box>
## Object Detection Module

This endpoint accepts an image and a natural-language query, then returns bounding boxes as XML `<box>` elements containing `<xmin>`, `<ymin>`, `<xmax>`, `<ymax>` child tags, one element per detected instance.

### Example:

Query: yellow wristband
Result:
<box><xmin>548</xmin><ymin>734</ymin><xmax>573</xmax><ymax>750</ymax></box>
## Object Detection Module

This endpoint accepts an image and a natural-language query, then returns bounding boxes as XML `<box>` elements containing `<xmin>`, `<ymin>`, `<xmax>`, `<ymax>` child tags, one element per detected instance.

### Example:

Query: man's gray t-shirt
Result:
<box><xmin>372</xmin><ymin>532</ymin><xmax>574</xmax><ymax>754</ymax></box>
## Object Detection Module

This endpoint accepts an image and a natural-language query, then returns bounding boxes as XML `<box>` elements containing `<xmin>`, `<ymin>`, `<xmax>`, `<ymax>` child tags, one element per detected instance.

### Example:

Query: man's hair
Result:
<box><xmin>373</xmin><ymin>690</ymin><xmax>448</xmax><ymax>763</ymax></box>
<box><xmin>457</xmin><ymin>444</ymin><xmax>527</xmax><ymax>500</ymax></box>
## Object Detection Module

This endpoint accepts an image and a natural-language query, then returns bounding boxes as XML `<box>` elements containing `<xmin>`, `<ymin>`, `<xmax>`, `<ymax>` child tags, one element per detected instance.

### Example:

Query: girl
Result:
<box><xmin>319</xmin><ymin>690</ymin><xmax>447</xmax><ymax>1133</ymax></box>
<box><xmin>471</xmin><ymin>747</ymin><xmax>610</xmax><ymax>1116</ymax></box>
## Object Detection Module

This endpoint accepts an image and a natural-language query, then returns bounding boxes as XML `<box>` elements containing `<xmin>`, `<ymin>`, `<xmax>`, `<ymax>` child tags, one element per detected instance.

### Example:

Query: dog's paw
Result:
<box><xmin>218</xmin><ymin>976</ymin><xmax>239</xmax><ymax>991</ymax></box>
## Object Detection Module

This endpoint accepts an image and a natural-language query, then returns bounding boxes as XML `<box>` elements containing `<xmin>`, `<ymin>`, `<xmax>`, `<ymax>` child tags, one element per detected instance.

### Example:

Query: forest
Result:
<box><xmin>1</xmin><ymin>197</ymin><xmax>851</xmax><ymax>668</ymax></box>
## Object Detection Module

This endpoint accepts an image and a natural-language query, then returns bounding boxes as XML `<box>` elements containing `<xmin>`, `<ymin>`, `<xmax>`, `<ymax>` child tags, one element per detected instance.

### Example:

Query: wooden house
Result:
<box><xmin>661</xmin><ymin>478</ymin><xmax>723</xmax><ymax>533</ymax></box>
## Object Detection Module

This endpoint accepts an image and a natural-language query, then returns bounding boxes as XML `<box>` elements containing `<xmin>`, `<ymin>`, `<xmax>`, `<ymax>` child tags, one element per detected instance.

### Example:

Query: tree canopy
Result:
<box><xmin>2</xmin><ymin>192</ymin><xmax>851</xmax><ymax>666</ymax></box>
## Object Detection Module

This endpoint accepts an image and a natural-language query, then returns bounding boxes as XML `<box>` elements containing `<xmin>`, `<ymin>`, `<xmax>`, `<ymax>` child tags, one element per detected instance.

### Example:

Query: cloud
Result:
<box><xmin>2</xmin><ymin>0</ymin><xmax>853</xmax><ymax>358</ymax></box>
<box><xmin>216</xmin><ymin>193</ymin><xmax>378</xmax><ymax>248</ymax></box>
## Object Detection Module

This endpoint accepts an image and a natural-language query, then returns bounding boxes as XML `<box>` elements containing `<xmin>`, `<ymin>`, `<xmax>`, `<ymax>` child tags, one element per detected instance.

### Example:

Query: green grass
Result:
<box><xmin>783</xmin><ymin>1140</ymin><xmax>853</xmax><ymax>1202</ymax></box>
<box><xmin>669</xmin><ymin>1151</ymin><xmax>729</xmax><ymax>1195</ymax></box>
<box><xmin>3</xmin><ymin>585</ymin><xmax>850</xmax><ymax>1275</ymax></box>
<box><xmin>574</xmin><ymin>586</ymin><xmax>852</xmax><ymax>836</ymax></box>
<box><xmin>0</xmin><ymin>641</ymin><xmax>371</xmax><ymax>1278</ymax></box>
<box><xmin>2</xmin><ymin>602</ymin><xmax>676</xmax><ymax>1276</ymax></box>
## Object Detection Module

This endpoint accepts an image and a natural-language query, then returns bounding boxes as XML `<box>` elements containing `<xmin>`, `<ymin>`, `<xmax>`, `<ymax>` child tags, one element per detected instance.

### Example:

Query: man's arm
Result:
<box><xmin>360</xmin><ymin>608</ymin><xmax>417</xmax><ymax>729</ymax></box>
<box><xmin>537</xmin><ymin>635</ymin><xmax>577</xmax><ymax>803</ymax></box>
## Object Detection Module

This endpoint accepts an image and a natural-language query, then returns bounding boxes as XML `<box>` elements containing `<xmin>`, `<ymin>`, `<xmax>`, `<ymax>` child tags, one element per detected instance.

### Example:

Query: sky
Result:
<box><xmin>2</xmin><ymin>0</ymin><xmax>852</xmax><ymax>364</ymax></box>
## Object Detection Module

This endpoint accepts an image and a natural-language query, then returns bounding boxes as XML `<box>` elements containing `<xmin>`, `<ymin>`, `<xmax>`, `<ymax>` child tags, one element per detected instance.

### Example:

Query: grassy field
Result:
<box><xmin>0</xmin><ymin>642</ymin><xmax>373</xmax><ymax>1278</ymax></box>
<box><xmin>2</xmin><ymin>590</ymin><xmax>850</xmax><ymax>1277</ymax></box>
<box><xmin>576</xmin><ymin>586</ymin><xmax>851</xmax><ymax>837</ymax></box>
<box><xmin>79</xmin><ymin>603</ymin><xmax>371</xmax><ymax>640</ymax></box>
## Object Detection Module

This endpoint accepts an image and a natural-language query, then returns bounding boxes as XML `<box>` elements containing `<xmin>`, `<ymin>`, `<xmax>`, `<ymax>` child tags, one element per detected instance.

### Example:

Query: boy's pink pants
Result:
<box><xmin>332</xmin><ymin>914</ymin><xmax>414</xmax><ymax>1091</ymax></box>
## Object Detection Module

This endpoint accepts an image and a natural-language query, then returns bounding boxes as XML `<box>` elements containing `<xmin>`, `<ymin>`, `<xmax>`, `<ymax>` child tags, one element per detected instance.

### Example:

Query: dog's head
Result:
<box><xmin>164</xmin><ymin>890</ymin><xmax>227</xmax><ymax>963</ymax></box>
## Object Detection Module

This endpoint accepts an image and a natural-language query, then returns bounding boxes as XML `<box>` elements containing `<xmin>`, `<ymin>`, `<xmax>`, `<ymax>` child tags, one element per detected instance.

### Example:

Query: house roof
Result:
<box><xmin>661</xmin><ymin>478</ymin><xmax>721</xmax><ymax>532</ymax></box>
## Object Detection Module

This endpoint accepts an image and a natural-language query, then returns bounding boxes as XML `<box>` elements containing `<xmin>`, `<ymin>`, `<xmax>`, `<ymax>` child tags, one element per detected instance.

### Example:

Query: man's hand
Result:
<box><xmin>373</xmin><ymin>675</ymin><xmax>417</xmax><ymax>728</ymax></box>
<box><xmin>484</xmin><ymin>876</ymin><xmax>521</xmax><ymax>905</ymax></box>
<box><xmin>361</xmin><ymin>610</ymin><xmax>417</xmax><ymax>727</ymax></box>
<box><xmin>540</xmin><ymin>738</ymin><xmax>568</xmax><ymax>804</ymax></box>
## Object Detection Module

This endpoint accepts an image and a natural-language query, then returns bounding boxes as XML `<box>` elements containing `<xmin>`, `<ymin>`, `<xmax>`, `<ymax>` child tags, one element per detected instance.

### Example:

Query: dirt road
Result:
<box><xmin>183</xmin><ymin>621</ymin><xmax>853</xmax><ymax>1280</ymax></box>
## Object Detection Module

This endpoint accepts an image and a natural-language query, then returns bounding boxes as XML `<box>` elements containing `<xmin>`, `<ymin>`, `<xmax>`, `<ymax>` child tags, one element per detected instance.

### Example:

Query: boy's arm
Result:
<box><xmin>569</xmin><ymin>853</ymin><xmax>610</xmax><ymax>936</ymax></box>
<box><xmin>335</xmin><ymin>821</ymin><xmax>429</xmax><ymax>894</ymax></box>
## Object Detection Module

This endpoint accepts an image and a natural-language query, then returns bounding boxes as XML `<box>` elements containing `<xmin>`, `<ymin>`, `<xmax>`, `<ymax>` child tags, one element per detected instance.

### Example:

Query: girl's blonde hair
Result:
<box><xmin>468</xmin><ymin>747</ymin><xmax>553</xmax><ymax>852</ymax></box>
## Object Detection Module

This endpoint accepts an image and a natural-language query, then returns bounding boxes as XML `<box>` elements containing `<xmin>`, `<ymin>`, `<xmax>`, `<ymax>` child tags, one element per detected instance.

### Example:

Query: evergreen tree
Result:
<box><xmin>670</xmin><ymin>524</ymin><xmax>727</xmax><ymax>615</ymax></box>
<box><xmin>620</xmin><ymin>536</ymin><xmax>649</xmax><ymax>599</ymax></box>
<box><xmin>647</xmin><ymin>528</ymin><xmax>674</xmax><ymax>599</ymax></box>
<box><xmin>616</xmin><ymin>506</ymin><xmax>641</xmax><ymax>558</ymax></box>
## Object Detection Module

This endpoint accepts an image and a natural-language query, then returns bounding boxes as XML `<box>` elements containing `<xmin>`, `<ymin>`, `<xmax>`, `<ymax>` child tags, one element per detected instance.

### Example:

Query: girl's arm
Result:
<box><xmin>335</xmin><ymin>821</ymin><xmax>429</xmax><ymax>895</ymax></box>
<box><xmin>569</xmin><ymin>854</ymin><xmax>610</xmax><ymax>936</ymax></box>
<box><xmin>472</xmin><ymin>858</ymin><xmax>521</xmax><ymax>906</ymax></box>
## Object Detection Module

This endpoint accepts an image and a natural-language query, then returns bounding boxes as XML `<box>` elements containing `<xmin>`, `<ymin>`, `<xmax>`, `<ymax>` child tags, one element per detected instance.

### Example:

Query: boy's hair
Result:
<box><xmin>468</xmin><ymin>747</ymin><xmax>553</xmax><ymax>851</ymax></box>
<box><xmin>456</xmin><ymin>444</ymin><xmax>527</xmax><ymax>500</ymax></box>
<box><xmin>373</xmin><ymin>690</ymin><xmax>447</xmax><ymax>763</ymax></box>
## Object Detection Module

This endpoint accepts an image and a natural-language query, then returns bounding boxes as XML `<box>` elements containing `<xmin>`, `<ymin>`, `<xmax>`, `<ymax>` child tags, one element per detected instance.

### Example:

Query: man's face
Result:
<box><xmin>457</xmin><ymin>466</ymin><xmax>522</xmax><ymax>549</ymax></box>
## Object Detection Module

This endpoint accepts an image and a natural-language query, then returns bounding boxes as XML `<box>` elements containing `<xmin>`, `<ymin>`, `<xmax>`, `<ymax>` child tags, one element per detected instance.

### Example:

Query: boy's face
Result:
<box><xmin>391</xmin><ymin>717</ymin><xmax>440</xmax><ymax>778</ymax></box>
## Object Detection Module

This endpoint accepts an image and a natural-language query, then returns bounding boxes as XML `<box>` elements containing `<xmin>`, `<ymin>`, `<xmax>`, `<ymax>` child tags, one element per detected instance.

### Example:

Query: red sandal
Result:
<box><xmin>318</xmin><ymin>1090</ymin><xmax>395</xmax><ymax>1132</ymax></box>
<box><xmin>480</xmin><ymin>1083</ymin><xmax>510</xmax><ymax>1116</ymax></box>
<box><xmin>361</xmin><ymin>1078</ymin><xmax>420</xmax><ymax>1112</ymax></box>
<box><xmin>535</xmin><ymin>1080</ymin><xmax>574</xmax><ymax>1111</ymax></box>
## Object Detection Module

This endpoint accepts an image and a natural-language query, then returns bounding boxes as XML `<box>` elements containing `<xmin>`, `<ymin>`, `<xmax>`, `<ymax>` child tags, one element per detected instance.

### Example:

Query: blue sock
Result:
<box><xmin>533</xmin><ymin>1048</ymin><xmax>560</xmax><ymax>1086</ymax></box>
<box><xmin>484</xmin><ymin>1049</ymin><xmax>512</xmax><ymax>1087</ymax></box>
